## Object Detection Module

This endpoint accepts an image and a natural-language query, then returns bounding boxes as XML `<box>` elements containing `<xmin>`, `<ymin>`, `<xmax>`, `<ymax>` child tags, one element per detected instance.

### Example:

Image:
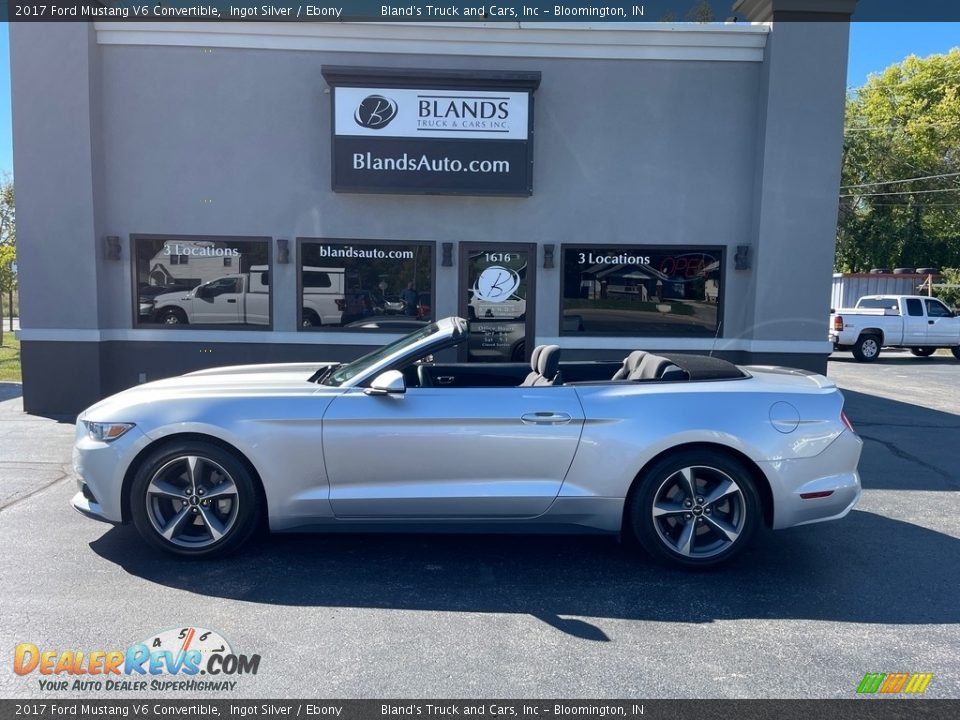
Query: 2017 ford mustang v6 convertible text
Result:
<box><xmin>72</xmin><ymin>317</ymin><xmax>862</xmax><ymax>568</ymax></box>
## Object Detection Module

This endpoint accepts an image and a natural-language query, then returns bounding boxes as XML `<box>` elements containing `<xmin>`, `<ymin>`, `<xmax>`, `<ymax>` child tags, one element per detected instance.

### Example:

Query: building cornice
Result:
<box><xmin>94</xmin><ymin>21</ymin><xmax>770</xmax><ymax>62</ymax></box>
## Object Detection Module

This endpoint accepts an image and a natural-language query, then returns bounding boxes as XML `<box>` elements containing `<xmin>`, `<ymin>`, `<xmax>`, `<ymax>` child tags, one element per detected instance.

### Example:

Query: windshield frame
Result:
<box><xmin>320</xmin><ymin>317</ymin><xmax>466</xmax><ymax>387</ymax></box>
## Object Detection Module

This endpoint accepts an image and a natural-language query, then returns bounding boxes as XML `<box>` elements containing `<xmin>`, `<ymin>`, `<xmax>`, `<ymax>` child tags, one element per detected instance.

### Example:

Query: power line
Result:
<box><xmin>844</xmin><ymin>120</ymin><xmax>960</xmax><ymax>133</ymax></box>
<box><xmin>840</xmin><ymin>188</ymin><xmax>960</xmax><ymax>198</ymax></box>
<box><xmin>841</xmin><ymin>171</ymin><xmax>960</xmax><ymax>189</ymax></box>
<box><xmin>866</xmin><ymin>202</ymin><xmax>960</xmax><ymax>207</ymax></box>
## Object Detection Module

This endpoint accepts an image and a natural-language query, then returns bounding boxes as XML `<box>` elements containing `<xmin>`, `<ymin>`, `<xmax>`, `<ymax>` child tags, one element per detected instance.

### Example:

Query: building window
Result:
<box><xmin>561</xmin><ymin>246</ymin><xmax>723</xmax><ymax>336</ymax></box>
<box><xmin>133</xmin><ymin>235</ymin><xmax>271</xmax><ymax>328</ymax></box>
<box><xmin>298</xmin><ymin>239</ymin><xmax>434</xmax><ymax>330</ymax></box>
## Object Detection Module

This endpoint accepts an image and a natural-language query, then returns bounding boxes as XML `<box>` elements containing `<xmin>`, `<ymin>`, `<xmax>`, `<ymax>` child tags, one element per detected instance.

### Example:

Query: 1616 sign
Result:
<box><xmin>322</xmin><ymin>67</ymin><xmax>541</xmax><ymax>196</ymax></box>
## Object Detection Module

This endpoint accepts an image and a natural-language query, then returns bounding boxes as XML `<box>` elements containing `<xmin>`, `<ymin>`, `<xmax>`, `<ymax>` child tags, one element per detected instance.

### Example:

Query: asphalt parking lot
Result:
<box><xmin>0</xmin><ymin>351</ymin><xmax>958</xmax><ymax>699</ymax></box>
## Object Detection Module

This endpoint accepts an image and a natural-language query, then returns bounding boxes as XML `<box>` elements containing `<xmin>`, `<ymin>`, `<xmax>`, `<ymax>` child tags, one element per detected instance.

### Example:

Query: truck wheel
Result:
<box><xmin>158</xmin><ymin>308</ymin><xmax>187</xmax><ymax>325</ymax></box>
<box><xmin>852</xmin><ymin>334</ymin><xmax>881</xmax><ymax>362</ymax></box>
<box><xmin>910</xmin><ymin>347</ymin><xmax>936</xmax><ymax>357</ymax></box>
<box><xmin>952</xmin><ymin>347</ymin><xmax>960</xmax><ymax>361</ymax></box>
<box><xmin>301</xmin><ymin>310</ymin><xmax>321</xmax><ymax>328</ymax></box>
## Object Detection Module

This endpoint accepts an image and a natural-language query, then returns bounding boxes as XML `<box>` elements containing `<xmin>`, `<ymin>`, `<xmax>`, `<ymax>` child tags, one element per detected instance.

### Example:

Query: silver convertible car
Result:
<box><xmin>72</xmin><ymin>317</ymin><xmax>862</xmax><ymax>568</ymax></box>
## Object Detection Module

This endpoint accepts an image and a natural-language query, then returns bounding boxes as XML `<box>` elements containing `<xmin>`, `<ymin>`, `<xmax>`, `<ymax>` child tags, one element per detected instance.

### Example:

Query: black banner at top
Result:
<box><xmin>4</xmin><ymin>1</ymin><xmax>960</xmax><ymax>23</ymax></box>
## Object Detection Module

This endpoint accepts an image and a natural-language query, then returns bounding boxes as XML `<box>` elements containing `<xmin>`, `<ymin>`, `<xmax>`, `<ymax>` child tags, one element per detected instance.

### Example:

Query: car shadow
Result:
<box><xmin>839</xmin><ymin>389</ymin><xmax>959</xmax><ymax>491</ymax></box>
<box><xmin>830</xmin><ymin>354</ymin><xmax>958</xmax><ymax>366</ymax></box>
<box><xmin>90</xmin><ymin>508</ymin><xmax>960</xmax><ymax>638</ymax></box>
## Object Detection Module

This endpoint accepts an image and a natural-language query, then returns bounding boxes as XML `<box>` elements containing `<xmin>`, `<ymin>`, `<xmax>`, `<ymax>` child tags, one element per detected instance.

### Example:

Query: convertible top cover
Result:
<box><xmin>656</xmin><ymin>353</ymin><xmax>747</xmax><ymax>381</ymax></box>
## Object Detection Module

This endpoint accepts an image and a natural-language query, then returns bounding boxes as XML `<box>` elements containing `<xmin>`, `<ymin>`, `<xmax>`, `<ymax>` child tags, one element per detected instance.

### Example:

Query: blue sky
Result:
<box><xmin>0</xmin><ymin>22</ymin><xmax>957</xmax><ymax>177</ymax></box>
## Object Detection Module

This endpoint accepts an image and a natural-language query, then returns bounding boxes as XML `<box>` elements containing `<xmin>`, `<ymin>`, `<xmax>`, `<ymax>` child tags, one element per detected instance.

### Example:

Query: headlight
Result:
<box><xmin>82</xmin><ymin>421</ymin><xmax>135</xmax><ymax>442</ymax></box>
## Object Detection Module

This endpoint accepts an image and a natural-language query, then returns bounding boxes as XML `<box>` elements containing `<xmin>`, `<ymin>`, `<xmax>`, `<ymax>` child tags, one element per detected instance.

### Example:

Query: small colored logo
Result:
<box><xmin>857</xmin><ymin>673</ymin><xmax>933</xmax><ymax>695</ymax></box>
<box><xmin>474</xmin><ymin>266</ymin><xmax>520</xmax><ymax>303</ymax></box>
<box><xmin>355</xmin><ymin>95</ymin><xmax>398</xmax><ymax>129</ymax></box>
<box><xmin>14</xmin><ymin>627</ymin><xmax>261</xmax><ymax>693</ymax></box>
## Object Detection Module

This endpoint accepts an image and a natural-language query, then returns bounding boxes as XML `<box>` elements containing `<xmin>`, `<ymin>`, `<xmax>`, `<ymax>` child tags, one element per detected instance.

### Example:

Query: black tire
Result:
<box><xmin>852</xmin><ymin>334</ymin><xmax>881</xmax><ymax>362</ymax></box>
<box><xmin>952</xmin><ymin>347</ymin><xmax>960</xmax><ymax>361</ymax></box>
<box><xmin>130</xmin><ymin>440</ymin><xmax>261</xmax><ymax>558</ymax></box>
<box><xmin>157</xmin><ymin>307</ymin><xmax>188</xmax><ymax>325</ymax></box>
<box><xmin>628</xmin><ymin>449</ymin><xmax>762</xmax><ymax>569</ymax></box>
<box><xmin>910</xmin><ymin>347</ymin><xmax>936</xmax><ymax>357</ymax></box>
<box><xmin>301</xmin><ymin>310</ymin><xmax>320</xmax><ymax>328</ymax></box>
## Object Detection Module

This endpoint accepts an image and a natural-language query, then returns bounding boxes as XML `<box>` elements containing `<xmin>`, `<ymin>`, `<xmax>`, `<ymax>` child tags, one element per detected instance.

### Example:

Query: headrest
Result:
<box><xmin>537</xmin><ymin>345</ymin><xmax>561</xmax><ymax>380</ymax></box>
<box><xmin>613</xmin><ymin>350</ymin><xmax>648</xmax><ymax>380</ymax></box>
<box><xmin>629</xmin><ymin>354</ymin><xmax>671</xmax><ymax>381</ymax></box>
<box><xmin>529</xmin><ymin>345</ymin><xmax>546</xmax><ymax>372</ymax></box>
<box><xmin>625</xmin><ymin>350</ymin><xmax>648</xmax><ymax>372</ymax></box>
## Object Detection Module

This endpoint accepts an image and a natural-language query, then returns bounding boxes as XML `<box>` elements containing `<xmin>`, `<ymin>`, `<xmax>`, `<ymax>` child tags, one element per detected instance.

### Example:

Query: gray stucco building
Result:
<box><xmin>10</xmin><ymin>2</ymin><xmax>855</xmax><ymax>415</ymax></box>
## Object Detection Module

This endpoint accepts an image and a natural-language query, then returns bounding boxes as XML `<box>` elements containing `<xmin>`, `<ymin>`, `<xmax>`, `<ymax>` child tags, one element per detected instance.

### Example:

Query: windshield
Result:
<box><xmin>322</xmin><ymin>322</ymin><xmax>441</xmax><ymax>386</ymax></box>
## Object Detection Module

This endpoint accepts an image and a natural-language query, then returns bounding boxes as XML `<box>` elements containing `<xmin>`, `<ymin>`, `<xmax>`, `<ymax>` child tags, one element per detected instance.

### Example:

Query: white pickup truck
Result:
<box><xmin>150</xmin><ymin>266</ymin><xmax>345</xmax><ymax>327</ymax></box>
<box><xmin>829</xmin><ymin>294</ymin><xmax>960</xmax><ymax>362</ymax></box>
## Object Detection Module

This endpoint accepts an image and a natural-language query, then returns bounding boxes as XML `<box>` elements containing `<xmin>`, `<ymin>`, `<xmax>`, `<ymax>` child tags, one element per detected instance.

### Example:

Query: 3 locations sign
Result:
<box><xmin>322</xmin><ymin>66</ymin><xmax>540</xmax><ymax>196</ymax></box>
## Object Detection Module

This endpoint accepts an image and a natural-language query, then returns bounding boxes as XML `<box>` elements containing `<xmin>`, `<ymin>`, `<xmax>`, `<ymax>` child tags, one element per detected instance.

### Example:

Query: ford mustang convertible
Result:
<box><xmin>72</xmin><ymin>317</ymin><xmax>862</xmax><ymax>568</ymax></box>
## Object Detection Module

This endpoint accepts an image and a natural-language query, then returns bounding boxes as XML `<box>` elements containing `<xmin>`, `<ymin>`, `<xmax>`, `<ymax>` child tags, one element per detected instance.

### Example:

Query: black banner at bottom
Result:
<box><xmin>1</xmin><ymin>700</ymin><xmax>957</xmax><ymax>720</ymax></box>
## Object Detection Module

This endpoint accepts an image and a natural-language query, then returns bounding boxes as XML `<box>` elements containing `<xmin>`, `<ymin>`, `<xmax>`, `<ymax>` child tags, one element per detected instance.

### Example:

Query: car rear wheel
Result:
<box><xmin>302</xmin><ymin>310</ymin><xmax>320</xmax><ymax>328</ymax></box>
<box><xmin>910</xmin><ymin>347</ymin><xmax>936</xmax><ymax>357</ymax></box>
<box><xmin>629</xmin><ymin>450</ymin><xmax>761</xmax><ymax>569</ymax></box>
<box><xmin>130</xmin><ymin>441</ymin><xmax>261</xmax><ymax>558</ymax></box>
<box><xmin>852</xmin><ymin>334</ymin><xmax>881</xmax><ymax>362</ymax></box>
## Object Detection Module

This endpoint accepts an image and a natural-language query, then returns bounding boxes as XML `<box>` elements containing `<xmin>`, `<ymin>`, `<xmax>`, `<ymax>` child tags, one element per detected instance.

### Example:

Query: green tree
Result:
<box><xmin>838</xmin><ymin>49</ymin><xmax>960</xmax><ymax>272</ymax></box>
<box><xmin>933</xmin><ymin>267</ymin><xmax>960</xmax><ymax>309</ymax></box>
<box><xmin>0</xmin><ymin>176</ymin><xmax>15</xmax><ymax>347</ymax></box>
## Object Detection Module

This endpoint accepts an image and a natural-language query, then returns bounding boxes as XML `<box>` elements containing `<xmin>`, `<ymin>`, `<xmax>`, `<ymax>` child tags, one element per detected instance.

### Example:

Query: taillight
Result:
<box><xmin>840</xmin><ymin>410</ymin><xmax>855</xmax><ymax>433</ymax></box>
<box><xmin>833</xmin><ymin>315</ymin><xmax>843</xmax><ymax>332</ymax></box>
<box><xmin>335</xmin><ymin>299</ymin><xmax>346</xmax><ymax>311</ymax></box>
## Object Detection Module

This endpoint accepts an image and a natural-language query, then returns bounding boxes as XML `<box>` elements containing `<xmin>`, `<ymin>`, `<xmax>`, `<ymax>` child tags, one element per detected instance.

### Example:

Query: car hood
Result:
<box><xmin>151</xmin><ymin>290</ymin><xmax>194</xmax><ymax>303</ymax></box>
<box><xmin>80</xmin><ymin>362</ymin><xmax>340</xmax><ymax>420</ymax></box>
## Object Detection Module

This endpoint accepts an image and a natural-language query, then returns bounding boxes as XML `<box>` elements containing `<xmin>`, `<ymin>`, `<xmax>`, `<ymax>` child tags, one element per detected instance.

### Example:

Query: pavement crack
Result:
<box><xmin>0</xmin><ymin>471</ymin><xmax>72</xmax><ymax>512</ymax></box>
<box><xmin>859</xmin><ymin>433</ymin><xmax>960</xmax><ymax>488</ymax></box>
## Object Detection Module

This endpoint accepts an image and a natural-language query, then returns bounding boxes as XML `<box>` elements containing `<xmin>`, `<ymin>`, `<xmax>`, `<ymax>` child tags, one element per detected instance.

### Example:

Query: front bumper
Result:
<box><xmin>72</xmin><ymin>420</ymin><xmax>150</xmax><ymax>524</ymax></box>
<box><xmin>70</xmin><ymin>490</ymin><xmax>118</xmax><ymax>525</ymax></box>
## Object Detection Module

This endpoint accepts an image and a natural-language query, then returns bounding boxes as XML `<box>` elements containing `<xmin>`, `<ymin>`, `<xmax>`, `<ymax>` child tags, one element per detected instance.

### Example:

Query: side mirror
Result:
<box><xmin>365</xmin><ymin>370</ymin><xmax>406</xmax><ymax>396</ymax></box>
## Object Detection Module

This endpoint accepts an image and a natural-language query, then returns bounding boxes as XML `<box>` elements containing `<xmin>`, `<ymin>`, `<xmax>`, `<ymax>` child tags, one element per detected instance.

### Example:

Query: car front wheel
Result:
<box><xmin>158</xmin><ymin>308</ymin><xmax>187</xmax><ymax>325</ymax></box>
<box><xmin>629</xmin><ymin>450</ymin><xmax>761</xmax><ymax>569</ymax></box>
<box><xmin>910</xmin><ymin>347</ymin><xmax>936</xmax><ymax>357</ymax></box>
<box><xmin>130</xmin><ymin>441</ymin><xmax>261</xmax><ymax>558</ymax></box>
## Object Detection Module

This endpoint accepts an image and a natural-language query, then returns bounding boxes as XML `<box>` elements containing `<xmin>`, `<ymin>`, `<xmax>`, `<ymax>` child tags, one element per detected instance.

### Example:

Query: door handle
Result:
<box><xmin>227</xmin><ymin>299</ymin><xmax>237</xmax><ymax>304</ymax></box>
<box><xmin>436</xmin><ymin>376</ymin><xmax>455</xmax><ymax>385</ymax></box>
<box><xmin>521</xmin><ymin>412</ymin><xmax>572</xmax><ymax>425</ymax></box>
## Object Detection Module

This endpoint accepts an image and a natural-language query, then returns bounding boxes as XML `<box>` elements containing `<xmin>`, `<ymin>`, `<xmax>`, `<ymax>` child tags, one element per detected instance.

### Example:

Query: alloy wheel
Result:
<box><xmin>144</xmin><ymin>455</ymin><xmax>240</xmax><ymax>549</ymax></box>
<box><xmin>650</xmin><ymin>465</ymin><xmax>746</xmax><ymax>559</ymax></box>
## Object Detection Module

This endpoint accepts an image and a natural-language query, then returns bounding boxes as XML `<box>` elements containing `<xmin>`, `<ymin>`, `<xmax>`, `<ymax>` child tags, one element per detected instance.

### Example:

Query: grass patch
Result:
<box><xmin>0</xmin><ymin>332</ymin><xmax>21</xmax><ymax>383</ymax></box>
